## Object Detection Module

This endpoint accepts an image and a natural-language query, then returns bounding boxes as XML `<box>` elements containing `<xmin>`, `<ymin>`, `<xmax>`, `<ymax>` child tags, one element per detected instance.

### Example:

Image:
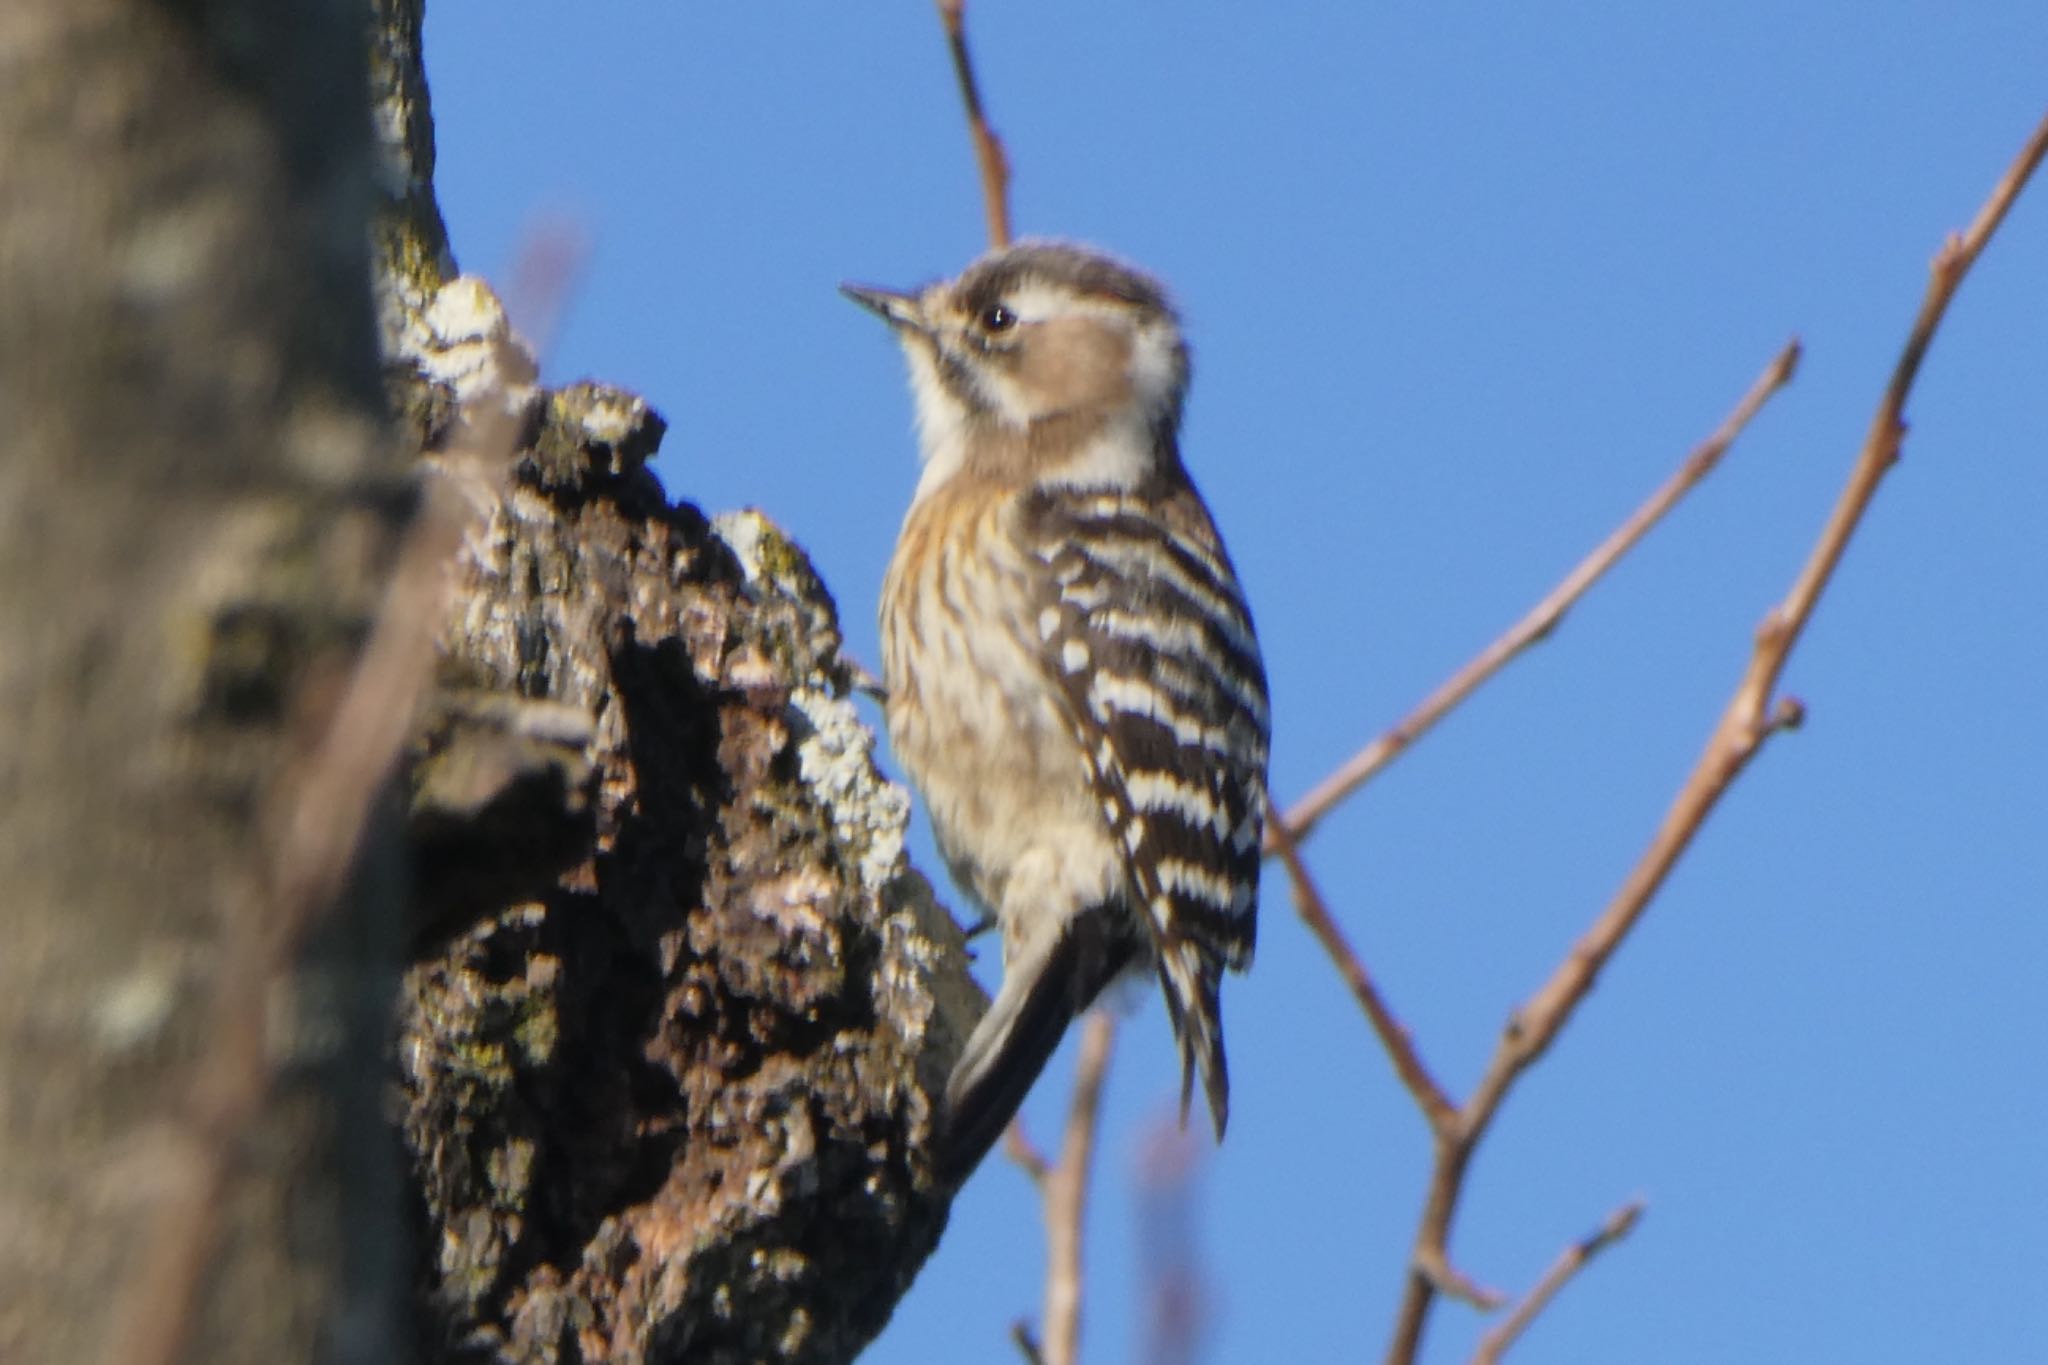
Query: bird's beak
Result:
<box><xmin>840</xmin><ymin>283</ymin><xmax>928</xmax><ymax>336</ymax></box>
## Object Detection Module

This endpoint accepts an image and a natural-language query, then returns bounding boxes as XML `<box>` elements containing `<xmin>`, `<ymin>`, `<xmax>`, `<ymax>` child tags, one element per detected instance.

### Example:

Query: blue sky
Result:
<box><xmin>425</xmin><ymin>6</ymin><xmax>2047</xmax><ymax>1361</ymax></box>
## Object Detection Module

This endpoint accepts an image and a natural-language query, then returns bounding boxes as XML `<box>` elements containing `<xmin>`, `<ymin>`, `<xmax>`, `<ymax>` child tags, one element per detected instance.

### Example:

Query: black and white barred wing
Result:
<box><xmin>1022</xmin><ymin>481</ymin><xmax>1270</xmax><ymax>1133</ymax></box>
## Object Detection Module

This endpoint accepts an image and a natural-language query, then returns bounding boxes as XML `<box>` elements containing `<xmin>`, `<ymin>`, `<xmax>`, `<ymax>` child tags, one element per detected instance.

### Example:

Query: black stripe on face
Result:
<box><xmin>925</xmin><ymin>335</ymin><xmax>985</xmax><ymax>412</ymax></box>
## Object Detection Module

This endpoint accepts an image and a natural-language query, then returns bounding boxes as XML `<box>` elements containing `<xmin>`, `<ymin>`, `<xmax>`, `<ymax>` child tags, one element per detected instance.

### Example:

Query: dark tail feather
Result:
<box><xmin>1157</xmin><ymin>938</ymin><xmax>1229</xmax><ymax>1140</ymax></box>
<box><xmin>936</xmin><ymin>910</ymin><xmax>1134</xmax><ymax>1186</ymax></box>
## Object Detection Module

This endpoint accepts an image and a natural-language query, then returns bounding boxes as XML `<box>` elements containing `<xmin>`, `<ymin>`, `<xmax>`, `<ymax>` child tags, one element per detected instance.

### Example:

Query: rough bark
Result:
<box><xmin>374</xmin><ymin>8</ymin><xmax>981</xmax><ymax>1363</ymax></box>
<box><xmin>384</xmin><ymin>282</ymin><xmax>977</xmax><ymax>1362</ymax></box>
<box><xmin>0</xmin><ymin>0</ymin><xmax>405</xmax><ymax>1361</ymax></box>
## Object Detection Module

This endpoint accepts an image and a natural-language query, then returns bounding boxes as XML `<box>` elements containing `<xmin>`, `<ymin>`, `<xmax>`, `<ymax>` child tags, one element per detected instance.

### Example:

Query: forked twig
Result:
<box><xmin>1470</xmin><ymin>1201</ymin><xmax>1644</xmax><ymax>1365</ymax></box>
<box><xmin>1261</xmin><ymin>334</ymin><xmax>1800</xmax><ymax>1341</ymax></box>
<box><xmin>1384</xmin><ymin>110</ymin><xmax>2048</xmax><ymax>1365</ymax></box>
<box><xmin>935</xmin><ymin>0</ymin><xmax>1012</xmax><ymax>248</ymax></box>
<box><xmin>1413</xmin><ymin>1244</ymin><xmax>1505</xmax><ymax>1313</ymax></box>
<box><xmin>1274</xmin><ymin>340</ymin><xmax>1801</xmax><ymax>852</ymax></box>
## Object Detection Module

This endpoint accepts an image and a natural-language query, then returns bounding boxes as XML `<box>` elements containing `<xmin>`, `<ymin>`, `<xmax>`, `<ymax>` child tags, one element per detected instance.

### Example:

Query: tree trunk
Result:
<box><xmin>0</xmin><ymin>0</ymin><xmax>405</xmax><ymax>1361</ymax></box>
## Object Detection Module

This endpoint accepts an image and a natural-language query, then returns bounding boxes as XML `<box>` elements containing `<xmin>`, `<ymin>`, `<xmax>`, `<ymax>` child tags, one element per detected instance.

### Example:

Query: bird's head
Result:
<box><xmin>844</xmin><ymin>241</ymin><xmax>1189</xmax><ymax>494</ymax></box>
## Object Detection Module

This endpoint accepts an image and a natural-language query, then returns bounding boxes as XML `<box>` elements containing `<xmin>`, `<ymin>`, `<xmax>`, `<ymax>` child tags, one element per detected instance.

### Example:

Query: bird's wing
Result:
<box><xmin>1017</xmin><ymin>477</ymin><xmax>1270</xmax><ymax>1131</ymax></box>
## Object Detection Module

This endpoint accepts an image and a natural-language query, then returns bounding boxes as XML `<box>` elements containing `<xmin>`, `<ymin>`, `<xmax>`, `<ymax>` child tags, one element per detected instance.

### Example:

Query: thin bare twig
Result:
<box><xmin>1011</xmin><ymin>1322</ymin><xmax>1047</xmax><ymax>1365</ymax></box>
<box><xmin>1136</xmin><ymin>1123</ymin><xmax>1209</xmax><ymax>1365</ymax></box>
<box><xmin>1470</xmin><ymin>1201</ymin><xmax>1644</xmax><ymax>1365</ymax></box>
<box><xmin>1262</xmin><ymin>334</ymin><xmax>1799</xmax><ymax>1345</ymax></box>
<box><xmin>1384</xmin><ymin>111</ymin><xmax>2048</xmax><ymax>1365</ymax></box>
<box><xmin>1274</xmin><ymin>340</ymin><xmax>1801</xmax><ymax>852</ymax></box>
<box><xmin>1472</xmin><ymin>103</ymin><xmax>2048</xmax><ymax>1173</ymax></box>
<box><xmin>1005</xmin><ymin>1117</ymin><xmax>1053</xmax><ymax>1188</ymax></box>
<box><xmin>934</xmin><ymin>0</ymin><xmax>1012</xmax><ymax>248</ymax></box>
<box><xmin>1267</xmin><ymin>808</ymin><xmax>1456</xmax><ymax>1135</ymax></box>
<box><xmin>1038</xmin><ymin>1011</ymin><xmax>1117</xmax><ymax>1365</ymax></box>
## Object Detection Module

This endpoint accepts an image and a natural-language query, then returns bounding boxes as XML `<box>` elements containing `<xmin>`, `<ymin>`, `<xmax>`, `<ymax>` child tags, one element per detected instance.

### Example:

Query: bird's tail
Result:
<box><xmin>936</xmin><ymin>908</ymin><xmax>1135</xmax><ymax>1186</ymax></box>
<box><xmin>1156</xmin><ymin>935</ymin><xmax>1229</xmax><ymax>1139</ymax></box>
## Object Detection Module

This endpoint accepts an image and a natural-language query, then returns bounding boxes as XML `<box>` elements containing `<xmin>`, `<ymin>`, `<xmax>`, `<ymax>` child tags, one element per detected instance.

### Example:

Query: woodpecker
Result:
<box><xmin>843</xmin><ymin>241</ymin><xmax>1269</xmax><ymax>1185</ymax></box>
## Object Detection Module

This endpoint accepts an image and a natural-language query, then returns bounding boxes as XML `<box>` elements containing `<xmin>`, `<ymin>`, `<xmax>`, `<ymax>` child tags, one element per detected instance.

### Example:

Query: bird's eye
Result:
<box><xmin>978</xmin><ymin>303</ymin><xmax>1017</xmax><ymax>333</ymax></box>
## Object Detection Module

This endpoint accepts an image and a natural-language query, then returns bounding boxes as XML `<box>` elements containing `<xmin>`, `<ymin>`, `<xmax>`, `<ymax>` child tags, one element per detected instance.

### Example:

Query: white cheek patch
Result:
<box><xmin>1016</xmin><ymin>285</ymin><xmax>1181</xmax><ymax>416</ymax></box>
<box><xmin>1126</xmin><ymin>319</ymin><xmax>1182</xmax><ymax>414</ymax></box>
<box><xmin>1047</xmin><ymin>412</ymin><xmax>1155</xmax><ymax>491</ymax></box>
<box><xmin>905</xmin><ymin>345</ymin><xmax>972</xmax><ymax>499</ymax></box>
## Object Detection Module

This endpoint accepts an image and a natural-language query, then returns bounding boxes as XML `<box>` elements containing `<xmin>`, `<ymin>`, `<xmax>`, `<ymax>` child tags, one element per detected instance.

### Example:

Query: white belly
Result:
<box><xmin>880</xmin><ymin>488</ymin><xmax>1124</xmax><ymax>946</ymax></box>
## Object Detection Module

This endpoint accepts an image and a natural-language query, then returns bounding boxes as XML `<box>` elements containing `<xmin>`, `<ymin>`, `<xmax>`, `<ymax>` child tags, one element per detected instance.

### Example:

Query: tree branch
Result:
<box><xmin>1469</xmin><ymin>1201</ymin><xmax>1644</xmax><ymax>1365</ymax></box>
<box><xmin>1274</xmin><ymin>340</ymin><xmax>1801</xmax><ymax>851</ymax></box>
<box><xmin>1384</xmin><ymin>109</ymin><xmax>2048</xmax><ymax>1365</ymax></box>
<box><xmin>1261</xmin><ymin>335</ymin><xmax>1801</xmax><ymax>1349</ymax></box>
<box><xmin>935</xmin><ymin>0</ymin><xmax>1012</xmax><ymax>248</ymax></box>
<box><xmin>1267</xmin><ymin>810</ymin><xmax>1456</xmax><ymax>1135</ymax></box>
<box><xmin>1005</xmin><ymin>1118</ymin><xmax>1054</xmax><ymax>1189</ymax></box>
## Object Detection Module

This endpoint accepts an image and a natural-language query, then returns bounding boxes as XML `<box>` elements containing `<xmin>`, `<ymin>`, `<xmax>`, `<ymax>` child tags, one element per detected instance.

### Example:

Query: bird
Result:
<box><xmin>843</xmin><ymin>241</ymin><xmax>1270</xmax><ymax>1186</ymax></box>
